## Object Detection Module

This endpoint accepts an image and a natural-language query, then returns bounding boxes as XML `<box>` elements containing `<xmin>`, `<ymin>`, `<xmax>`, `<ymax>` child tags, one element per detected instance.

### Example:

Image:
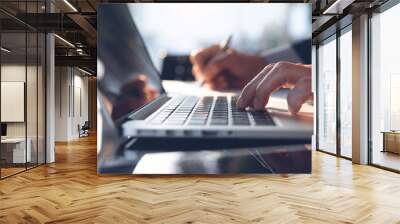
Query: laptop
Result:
<box><xmin>97</xmin><ymin>4</ymin><xmax>312</xmax><ymax>140</ymax></box>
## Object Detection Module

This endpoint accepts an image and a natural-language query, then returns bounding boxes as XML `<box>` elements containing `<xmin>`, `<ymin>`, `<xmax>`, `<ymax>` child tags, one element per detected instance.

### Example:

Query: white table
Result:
<box><xmin>1</xmin><ymin>138</ymin><xmax>32</xmax><ymax>163</ymax></box>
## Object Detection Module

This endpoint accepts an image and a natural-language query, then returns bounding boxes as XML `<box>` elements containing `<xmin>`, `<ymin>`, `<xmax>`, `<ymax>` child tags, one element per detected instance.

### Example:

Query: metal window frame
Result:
<box><xmin>367</xmin><ymin>0</ymin><xmax>400</xmax><ymax>173</ymax></box>
<box><xmin>338</xmin><ymin>24</ymin><xmax>353</xmax><ymax>160</ymax></box>
<box><xmin>315</xmin><ymin>0</ymin><xmax>400</xmax><ymax>173</ymax></box>
<box><xmin>0</xmin><ymin>15</ymin><xmax>2</xmax><ymax>179</ymax></box>
<box><xmin>314</xmin><ymin>17</ymin><xmax>353</xmax><ymax>161</ymax></box>
<box><xmin>315</xmin><ymin>32</ymin><xmax>340</xmax><ymax>157</ymax></box>
<box><xmin>0</xmin><ymin>0</ymin><xmax>47</xmax><ymax>180</ymax></box>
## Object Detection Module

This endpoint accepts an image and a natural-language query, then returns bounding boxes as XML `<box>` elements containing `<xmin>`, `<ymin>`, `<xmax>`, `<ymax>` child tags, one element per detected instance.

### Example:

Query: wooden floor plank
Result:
<box><xmin>0</xmin><ymin>135</ymin><xmax>400</xmax><ymax>223</ymax></box>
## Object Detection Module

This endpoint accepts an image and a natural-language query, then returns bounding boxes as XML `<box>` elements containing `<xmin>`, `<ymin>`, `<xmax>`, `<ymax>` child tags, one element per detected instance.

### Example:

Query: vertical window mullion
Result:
<box><xmin>336</xmin><ymin>28</ymin><xmax>341</xmax><ymax>157</ymax></box>
<box><xmin>367</xmin><ymin>12</ymin><xmax>373</xmax><ymax>165</ymax></box>
<box><xmin>25</xmin><ymin>0</ymin><xmax>28</xmax><ymax>171</ymax></box>
<box><xmin>36</xmin><ymin>0</ymin><xmax>39</xmax><ymax>167</ymax></box>
<box><xmin>316</xmin><ymin>44</ymin><xmax>320</xmax><ymax>151</ymax></box>
<box><xmin>0</xmin><ymin>21</ymin><xmax>2</xmax><ymax>179</ymax></box>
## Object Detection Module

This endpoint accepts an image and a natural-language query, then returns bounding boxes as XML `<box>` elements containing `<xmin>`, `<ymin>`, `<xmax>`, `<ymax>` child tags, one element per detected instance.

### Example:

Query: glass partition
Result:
<box><xmin>1</xmin><ymin>30</ymin><xmax>28</xmax><ymax>177</ymax></box>
<box><xmin>370</xmin><ymin>3</ymin><xmax>400</xmax><ymax>171</ymax></box>
<box><xmin>27</xmin><ymin>30</ymin><xmax>38</xmax><ymax>169</ymax></box>
<box><xmin>38</xmin><ymin>32</ymin><xmax>45</xmax><ymax>165</ymax></box>
<box><xmin>317</xmin><ymin>36</ymin><xmax>337</xmax><ymax>154</ymax></box>
<box><xmin>0</xmin><ymin>1</ymin><xmax>46</xmax><ymax>179</ymax></box>
<box><xmin>26</xmin><ymin>0</ymin><xmax>43</xmax><ymax>169</ymax></box>
<box><xmin>339</xmin><ymin>27</ymin><xmax>352</xmax><ymax>158</ymax></box>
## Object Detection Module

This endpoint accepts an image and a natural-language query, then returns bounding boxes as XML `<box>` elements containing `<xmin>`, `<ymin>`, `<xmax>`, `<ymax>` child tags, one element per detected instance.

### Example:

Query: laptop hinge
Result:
<box><xmin>126</xmin><ymin>95</ymin><xmax>170</xmax><ymax>121</ymax></box>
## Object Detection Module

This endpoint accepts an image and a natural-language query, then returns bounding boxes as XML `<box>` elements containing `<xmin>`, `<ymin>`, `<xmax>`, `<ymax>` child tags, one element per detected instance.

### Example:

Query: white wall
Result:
<box><xmin>1</xmin><ymin>63</ymin><xmax>46</xmax><ymax>164</ymax></box>
<box><xmin>55</xmin><ymin>66</ymin><xmax>69</xmax><ymax>141</ymax></box>
<box><xmin>1</xmin><ymin>65</ymin><xmax>33</xmax><ymax>138</ymax></box>
<box><xmin>55</xmin><ymin>67</ymin><xmax>89</xmax><ymax>141</ymax></box>
<box><xmin>1</xmin><ymin>65</ymin><xmax>26</xmax><ymax>138</ymax></box>
<box><xmin>71</xmin><ymin>73</ymin><xmax>89</xmax><ymax>138</ymax></box>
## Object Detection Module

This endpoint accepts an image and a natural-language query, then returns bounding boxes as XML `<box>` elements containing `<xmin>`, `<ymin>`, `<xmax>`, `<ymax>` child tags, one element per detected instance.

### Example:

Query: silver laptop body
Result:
<box><xmin>98</xmin><ymin>4</ymin><xmax>312</xmax><ymax>140</ymax></box>
<box><xmin>122</xmin><ymin>94</ymin><xmax>312</xmax><ymax>139</ymax></box>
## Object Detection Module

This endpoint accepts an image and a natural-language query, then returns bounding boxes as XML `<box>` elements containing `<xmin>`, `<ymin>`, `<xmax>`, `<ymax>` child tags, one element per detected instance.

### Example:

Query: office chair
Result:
<box><xmin>79</xmin><ymin>121</ymin><xmax>90</xmax><ymax>138</ymax></box>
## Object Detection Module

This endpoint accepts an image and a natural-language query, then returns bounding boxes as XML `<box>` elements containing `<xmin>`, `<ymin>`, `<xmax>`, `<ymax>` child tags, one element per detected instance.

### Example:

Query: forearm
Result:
<box><xmin>262</xmin><ymin>46</ymin><xmax>303</xmax><ymax>64</ymax></box>
<box><xmin>262</xmin><ymin>39</ymin><xmax>312</xmax><ymax>65</ymax></box>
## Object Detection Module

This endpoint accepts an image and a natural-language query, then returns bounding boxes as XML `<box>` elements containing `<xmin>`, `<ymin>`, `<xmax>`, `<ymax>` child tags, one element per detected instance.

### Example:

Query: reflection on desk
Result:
<box><xmin>133</xmin><ymin>145</ymin><xmax>310</xmax><ymax>174</ymax></box>
<box><xmin>99</xmin><ymin>141</ymin><xmax>311</xmax><ymax>174</ymax></box>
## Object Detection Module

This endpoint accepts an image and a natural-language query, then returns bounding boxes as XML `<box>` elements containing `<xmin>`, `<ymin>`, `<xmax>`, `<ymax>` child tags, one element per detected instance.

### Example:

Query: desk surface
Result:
<box><xmin>381</xmin><ymin>131</ymin><xmax>400</xmax><ymax>134</ymax></box>
<box><xmin>99</xmin><ymin>138</ymin><xmax>311</xmax><ymax>174</ymax></box>
<box><xmin>1</xmin><ymin>138</ymin><xmax>26</xmax><ymax>143</ymax></box>
<box><xmin>132</xmin><ymin>144</ymin><xmax>310</xmax><ymax>174</ymax></box>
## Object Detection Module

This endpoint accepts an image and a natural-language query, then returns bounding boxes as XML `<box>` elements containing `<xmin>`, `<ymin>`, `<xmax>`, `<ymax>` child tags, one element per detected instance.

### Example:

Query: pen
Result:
<box><xmin>200</xmin><ymin>35</ymin><xmax>233</xmax><ymax>86</ymax></box>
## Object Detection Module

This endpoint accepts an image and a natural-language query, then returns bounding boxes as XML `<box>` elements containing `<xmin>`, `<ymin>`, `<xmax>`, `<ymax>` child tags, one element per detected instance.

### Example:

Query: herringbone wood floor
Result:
<box><xmin>1</xmin><ymin>135</ymin><xmax>400</xmax><ymax>224</ymax></box>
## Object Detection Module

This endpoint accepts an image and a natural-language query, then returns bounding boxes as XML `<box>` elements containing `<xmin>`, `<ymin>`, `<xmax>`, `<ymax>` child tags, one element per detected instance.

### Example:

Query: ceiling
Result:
<box><xmin>0</xmin><ymin>0</ymin><xmax>392</xmax><ymax>74</ymax></box>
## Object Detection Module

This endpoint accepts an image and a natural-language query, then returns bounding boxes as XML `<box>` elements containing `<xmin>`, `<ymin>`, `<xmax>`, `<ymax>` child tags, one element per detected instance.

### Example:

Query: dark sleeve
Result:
<box><xmin>292</xmin><ymin>39</ymin><xmax>312</xmax><ymax>64</ymax></box>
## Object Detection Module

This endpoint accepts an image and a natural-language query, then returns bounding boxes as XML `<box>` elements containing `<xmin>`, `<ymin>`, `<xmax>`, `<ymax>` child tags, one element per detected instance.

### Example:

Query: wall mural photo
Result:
<box><xmin>97</xmin><ymin>3</ymin><xmax>313</xmax><ymax>174</ymax></box>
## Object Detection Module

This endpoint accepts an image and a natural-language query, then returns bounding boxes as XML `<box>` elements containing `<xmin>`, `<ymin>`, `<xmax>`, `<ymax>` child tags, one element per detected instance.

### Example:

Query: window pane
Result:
<box><xmin>340</xmin><ymin>29</ymin><xmax>352</xmax><ymax>158</ymax></box>
<box><xmin>38</xmin><ymin>33</ymin><xmax>45</xmax><ymax>165</ymax></box>
<box><xmin>318</xmin><ymin>37</ymin><xmax>337</xmax><ymax>154</ymax></box>
<box><xmin>27</xmin><ymin>30</ymin><xmax>38</xmax><ymax>169</ymax></box>
<box><xmin>26</xmin><ymin>0</ymin><xmax>39</xmax><ymax>169</ymax></box>
<box><xmin>371</xmin><ymin>4</ymin><xmax>400</xmax><ymax>171</ymax></box>
<box><xmin>0</xmin><ymin>1</ymin><xmax>46</xmax><ymax>179</ymax></box>
<box><xmin>1</xmin><ymin>31</ymin><xmax>27</xmax><ymax>177</ymax></box>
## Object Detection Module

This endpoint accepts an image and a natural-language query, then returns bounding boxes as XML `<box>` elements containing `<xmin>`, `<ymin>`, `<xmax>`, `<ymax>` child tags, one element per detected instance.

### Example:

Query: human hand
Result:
<box><xmin>112</xmin><ymin>74</ymin><xmax>159</xmax><ymax>120</ymax></box>
<box><xmin>236</xmin><ymin>62</ymin><xmax>312</xmax><ymax>115</ymax></box>
<box><xmin>190</xmin><ymin>44</ymin><xmax>266</xmax><ymax>90</ymax></box>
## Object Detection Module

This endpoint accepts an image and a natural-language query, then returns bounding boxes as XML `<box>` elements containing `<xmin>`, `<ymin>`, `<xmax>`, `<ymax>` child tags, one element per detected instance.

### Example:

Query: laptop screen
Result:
<box><xmin>98</xmin><ymin>4</ymin><xmax>165</xmax><ymax>121</ymax></box>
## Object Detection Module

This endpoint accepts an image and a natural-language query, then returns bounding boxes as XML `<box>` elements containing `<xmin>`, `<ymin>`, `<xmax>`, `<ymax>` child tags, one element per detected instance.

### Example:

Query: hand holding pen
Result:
<box><xmin>190</xmin><ymin>35</ymin><xmax>267</xmax><ymax>90</ymax></box>
<box><xmin>199</xmin><ymin>35</ymin><xmax>233</xmax><ymax>86</ymax></box>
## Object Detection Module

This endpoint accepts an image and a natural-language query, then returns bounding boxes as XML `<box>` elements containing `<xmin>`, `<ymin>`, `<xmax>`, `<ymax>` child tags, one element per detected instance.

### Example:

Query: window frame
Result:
<box><xmin>314</xmin><ymin>18</ymin><xmax>353</xmax><ymax>160</ymax></box>
<box><xmin>367</xmin><ymin>0</ymin><xmax>400</xmax><ymax>173</ymax></box>
<box><xmin>0</xmin><ymin>0</ymin><xmax>48</xmax><ymax>180</ymax></box>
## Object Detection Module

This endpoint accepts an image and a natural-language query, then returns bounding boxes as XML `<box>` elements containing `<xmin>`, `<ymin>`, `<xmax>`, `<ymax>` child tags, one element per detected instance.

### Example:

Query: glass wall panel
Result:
<box><xmin>339</xmin><ymin>28</ymin><xmax>352</xmax><ymax>158</ymax></box>
<box><xmin>38</xmin><ymin>32</ymin><xmax>45</xmax><ymax>165</ymax></box>
<box><xmin>371</xmin><ymin>3</ymin><xmax>400</xmax><ymax>171</ymax></box>
<box><xmin>312</xmin><ymin>45</ymin><xmax>317</xmax><ymax>150</ymax></box>
<box><xmin>0</xmin><ymin>1</ymin><xmax>46</xmax><ymax>179</ymax></box>
<box><xmin>37</xmin><ymin>0</ymin><xmax>46</xmax><ymax>167</ymax></box>
<box><xmin>317</xmin><ymin>36</ymin><xmax>337</xmax><ymax>154</ymax></box>
<box><xmin>1</xmin><ymin>30</ymin><xmax>28</xmax><ymax>177</ymax></box>
<box><xmin>26</xmin><ymin>0</ymin><xmax>39</xmax><ymax>169</ymax></box>
<box><xmin>27</xmin><ymin>30</ymin><xmax>38</xmax><ymax>169</ymax></box>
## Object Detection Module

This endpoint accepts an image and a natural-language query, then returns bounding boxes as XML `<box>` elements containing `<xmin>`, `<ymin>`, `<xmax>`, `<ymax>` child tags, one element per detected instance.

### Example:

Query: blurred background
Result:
<box><xmin>129</xmin><ymin>3</ymin><xmax>311</xmax><ymax>73</ymax></box>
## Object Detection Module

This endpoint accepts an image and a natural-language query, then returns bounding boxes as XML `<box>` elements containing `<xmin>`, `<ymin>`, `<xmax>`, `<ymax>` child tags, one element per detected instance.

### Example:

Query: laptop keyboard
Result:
<box><xmin>164</xmin><ymin>97</ymin><xmax>197</xmax><ymax>125</ymax></box>
<box><xmin>150</xmin><ymin>96</ymin><xmax>275</xmax><ymax>126</ymax></box>
<box><xmin>150</xmin><ymin>97</ymin><xmax>185</xmax><ymax>125</ymax></box>
<box><xmin>188</xmin><ymin>96</ymin><xmax>213</xmax><ymax>125</ymax></box>
<box><xmin>231</xmin><ymin>96</ymin><xmax>251</xmax><ymax>125</ymax></box>
<box><xmin>251</xmin><ymin>111</ymin><xmax>275</xmax><ymax>126</ymax></box>
<box><xmin>210</xmin><ymin>96</ymin><xmax>229</xmax><ymax>125</ymax></box>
